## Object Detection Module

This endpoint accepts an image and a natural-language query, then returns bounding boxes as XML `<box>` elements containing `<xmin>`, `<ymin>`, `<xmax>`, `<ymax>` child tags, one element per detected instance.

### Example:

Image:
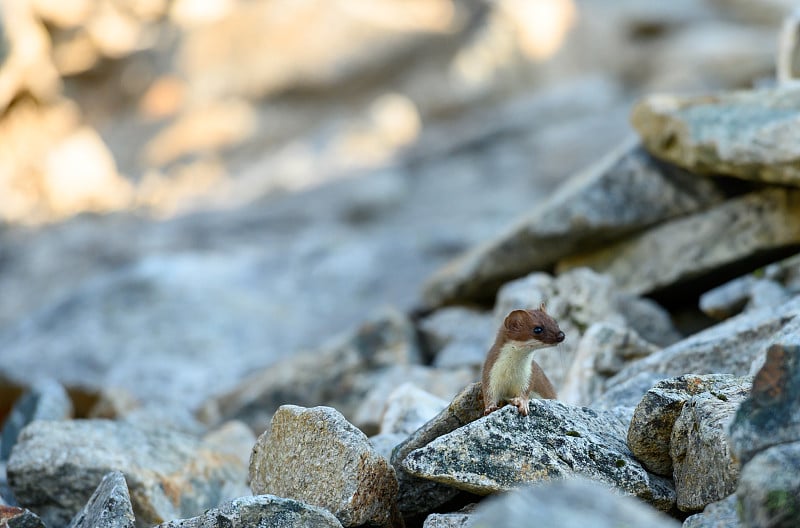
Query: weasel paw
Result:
<box><xmin>510</xmin><ymin>397</ymin><xmax>530</xmax><ymax>416</ymax></box>
<box><xmin>483</xmin><ymin>404</ymin><xmax>500</xmax><ymax>416</ymax></box>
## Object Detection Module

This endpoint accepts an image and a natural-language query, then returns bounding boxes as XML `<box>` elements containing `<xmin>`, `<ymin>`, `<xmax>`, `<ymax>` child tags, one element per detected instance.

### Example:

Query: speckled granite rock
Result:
<box><xmin>737</xmin><ymin>442</ymin><xmax>800</xmax><ymax>528</ymax></box>
<box><xmin>682</xmin><ymin>495</ymin><xmax>741</xmax><ymax>528</ymax></box>
<box><xmin>67</xmin><ymin>471</ymin><xmax>135</xmax><ymax>528</ymax></box>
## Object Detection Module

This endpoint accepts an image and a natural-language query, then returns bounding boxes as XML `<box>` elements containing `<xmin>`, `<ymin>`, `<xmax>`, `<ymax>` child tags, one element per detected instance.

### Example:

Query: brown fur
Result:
<box><xmin>481</xmin><ymin>305</ymin><xmax>564</xmax><ymax>416</ymax></box>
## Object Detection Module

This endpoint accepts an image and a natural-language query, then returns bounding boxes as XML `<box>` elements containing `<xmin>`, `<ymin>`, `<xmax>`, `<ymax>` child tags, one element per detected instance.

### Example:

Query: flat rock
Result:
<box><xmin>401</xmin><ymin>399</ymin><xmax>675</xmax><ymax>511</ymax></box>
<box><xmin>682</xmin><ymin>495</ymin><xmax>742</xmax><ymax>528</ymax></box>
<box><xmin>199</xmin><ymin>309</ymin><xmax>422</xmax><ymax>432</ymax></box>
<box><xmin>422</xmin><ymin>141</ymin><xmax>724</xmax><ymax>306</ymax></box>
<box><xmin>418</xmin><ymin>307</ymin><xmax>493</xmax><ymax>369</ymax></box>
<box><xmin>155</xmin><ymin>495</ymin><xmax>343</xmax><ymax>528</ymax></box>
<box><xmin>631</xmin><ymin>86</ymin><xmax>800</xmax><ymax>186</ymax></box>
<box><xmin>730</xmin><ymin>342</ymin><xmax>800</xmax><ymax>466</ymax></box>
<box><xmin>469</xmin><ymin>478</ymin><xmax>680</xmax><ymax>528</ymax></box>
<box><xmin>1</xmin><ymin>379</ymin><xmax>73</xmax><ymax>461</ymax></box>
<box><xmin>671</xmin><ymin>388</ymin><xmax>750</xmax><ymax>512</ymax></box>
<box><xmin>558</xmin><ymin>188</ymin><xmax>800</xmax><ymax>295</ymax></box>
<box><xmin>609</xmin><ymin>296</ymin><xmax>800</xmax><ymax>387</ymax></box>
<box><xmin>391</xmin><ymin>382</ymin><xmax>484</xmax><ymax>516</ymax></box>
<box><xmin>490</xmin><ymin>268</ymin><xmax>679</xmax><ymax>399</ymax></box>
<box><xmin>0</xmin><ymin>505</ymin><xmax>45</xmax><ymax>528</ymax></box>
<box><xmin>737</xmin><ymin>442</ymin><xmax>800</xmax><ymax>528</ymax></box>
<box><xmin>68</xmin><ymin>471</ymin><xmax>135</xmax><ymax>528</ymax></box>
<box><xmin>628</xmin><ymin>374</ymin><xmax>751</xmax><ymax>476</ymax></box>
<box><xmin>249</xmin><ymin>405</ymin><xmax>399</xmax><ymax>528</ymax></box>
<box><xmin>423</xmin><ymin>509</ymin><xmax>474</xmax><ymax>528</ymax></box>
<box><xmin>7</xmin><ymin>420</ymin><xmax>249</xmax><ymax>528</ymax></box>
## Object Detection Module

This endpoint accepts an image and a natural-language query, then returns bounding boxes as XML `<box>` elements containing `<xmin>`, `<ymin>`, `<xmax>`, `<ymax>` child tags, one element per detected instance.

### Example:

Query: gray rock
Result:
<box><xmin>350</xmin><ymin>365</ymin><xmax>475</xmax><ymax>436</ymax></box>
<box><xmin>730</xmin><ymin>342</ymin><xmax>800</xmax><ymax>466</ymax></box>
<box><xmin>0</xmin><ymin>505</ymin><xmax>45</xmax><ymax>528</ymax></box>
<box><xmin>201</xmin><ymin>421</ymin><xmax>257</xmax><ymax>469</ymax></box>
<box><xmin>700</xmin><ymin>276</ymin><xmax>791</xmax><ymax>320</ymax></box>
<box><xmin>0</xmin><ymin>379</ymin><xmax>73</xmax><ymax>461</ymax></box>
<box><xmin>777</xmin><ymin>9</ymin><xmax>800</xmax><ymax>84</ymax></box>
<box><xmin>369</xmin><ymin>433</ymin><xmax>407</xmax><ymax>461</ymax></box>
<box><xmin>391</xmin><ymin>382</ymin><xmax>484</xmax><ymax>516</ymax></box>
<box><xmin>592</xmin><ymin>371</ymin><xmax>666</xmax><ymax>411</ymax></box>
<box><xmin>68</xmin><ymin>471</ymin><xmax>135</xmax><ymax>528</ymax></box>
<box><xmin>558</xmin><ymin>188</ymin><xmax>800</xmax><ymax>295</ymax></box>
<box><xmin>418</xmin><ymin>307</ymin><xmax>493</xmax><ymax>369</ymax></box>
<box><xmin>421</xmin><ymin>140</ymin><xmax>724</xmax><ymax>306</ymax></box>
<box><xmin>155</xmin><ymin>495</ymin><xmax>343</xmax><ymax>528</ymax></box>
<box><xmin>610</xmin><ymin>296</ymin><xmax>800</xmax><ymax>386</ymax></box>
<box><xmin>249</xmin><ymin>405</ymin><xmax>399</xmax><ymax>527</ymax></box>
<box><xmin>671</xmin><ymin>388</ymin><xmax>750</xmax><ymax>512</ymax></box>
<box><xmin>562</xmin><ymin>322</ymin><xmax>659</xmax><ymax>406</ymax></box>
<box><xmin>469</xmin><ymin>478</ymin><xmax>680</xmax><ymax>528</ymax></box>
<box><xmin>737</xmin><ymin>442</ymin><xmax>800</xmax><ymax>528</ymax></box>
<box><xmin>632</xmin><ymin>86</ymin><xmax>800</xmax><ymax>186</ymax></box>
<box><xmin>378</xmin><ymin>383</ymin><xmax>448</xmax><ymax>436</ymax></box>
<box><xmin>490</xmin><ymin>268</ymin><xmax>679</xmax><ymax>401</ymax></box>
<box><xmin>199</xmin><ymin>309</ymin><xmax>422</xmax><ymax>433</ymax></box>
<box><xmin>7</xmin><ymin>420</ymin><xmax>249</xmax><ymax>528</ymax></box>
<box><xmin>423</xmin><ymin>509</ymin><xmax>475</xmax><ymax>528</ymax></box>
<box><xmin>628</xmin><ymin>374</ymin><xmax>751</xmax><ymax>476</ymax></box>
<box><xmin>682</xmin><ymin>495</ymin><xmax>742</xmax><ymax>528</ymax></box>
<box><xmin>401</xmin><ymin>400</ymin><xmax>675</xmax><ymax>511</ymax></box>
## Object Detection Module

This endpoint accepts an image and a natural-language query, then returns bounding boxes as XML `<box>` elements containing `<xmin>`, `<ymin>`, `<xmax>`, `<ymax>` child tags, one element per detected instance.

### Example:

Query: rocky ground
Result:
<box><xmin>2</xmin><ymin>1</ymin><xmax>800</xmax><ymax>527</ymax></box>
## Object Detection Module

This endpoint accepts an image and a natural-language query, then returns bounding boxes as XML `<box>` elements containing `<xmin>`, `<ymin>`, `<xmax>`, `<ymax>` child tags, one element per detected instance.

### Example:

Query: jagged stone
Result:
<box><xmin>738</xmin><ymin>442</ymin><xmax>800</xmax><ymax>528</ymax></box>
<box><xmin>682</xmin><ymin>495</ymin><xmax>742</xmax><ymax>528</ymax></box>
<box><xmin>67</xmin><ymin>471</ymin><xmax>135</xmax><ymax>528</ymax></box>
<box><xmin>402</xmin><ymin>400</ymin><xmax>675</xmax><ymax>511</ymax></box>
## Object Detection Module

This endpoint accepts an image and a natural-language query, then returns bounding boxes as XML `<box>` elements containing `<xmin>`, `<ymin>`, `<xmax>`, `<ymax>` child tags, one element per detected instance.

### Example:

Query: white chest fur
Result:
<box><xmin>487</xmin><ymin>340</ymin><xmax>547</xmax><ymax>402</ymax></box>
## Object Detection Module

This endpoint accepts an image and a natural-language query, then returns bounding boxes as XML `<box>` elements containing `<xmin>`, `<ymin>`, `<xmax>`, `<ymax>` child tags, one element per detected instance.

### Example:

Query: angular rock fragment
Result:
<box><xmin>558</xmin><ymin>188</ymin><xmax>800</xmax><ymax>295</ymax></box>
<box><xmin>682</xmin><ymin>494</ymin><xmax>742</xmax><ymax>528</ymax></box>
<box><xmin>632</xmin><ymin>86</ymin><xmax>800</xmax><ymax>186</ymax></box>
<box><xmin>423</xmin><ymin>508</ymin><xmax>475</xmax><ymax>528</ymax></box>
<box><xmin>737</xmin><ymin>442</ymin><xmax>800</xmax><ymax>528</ymax></box>
<box><xmin>469</xmin><ymin>478</ymin><xmax>680</xmax><ymax>528</ymax></box>
<box><xmin>671</xmin><ymin>388</ymin><xmax>750</xmax><ymax>511</ymax></box>
<box><xmin>700</xmin><ymin>275</ymin><xmax>791</xmax><ymax>320</ymax></box>
<box><xmin>155</xmin><ymin>495</ymin><xmax>343</xmax><ymax>528</ymax></box>
<box><xmin>390</xmin><ymin>383</ymin><xmax>484</xmax><ymax>516</ymax></box>
<box><xmin>0</xmin><ymin>379</ymin><xmax>73</xmax><ymax>461</ymax></box>
<box><xmin>249</xmin><ymin>405</ymin><xmax>399</xmax><ymax>527</ymax></box>
<box><xmin>422</xmin><ymin>141</ymin><xmax>724</xmax><ymax>306</ymax></box>
<box><xmin>730</xmin><ymin>342</ymin><xmax>800</xmax><ymax>466</ymax></box>
<box><xmin>402</xmin><ymin>400</ymin><xmax>675</xmax><ymax>511</ymax></box>
<box><xmin>67</xmin><ymin>471</ymin><xmax>135</xmax><ymax>528</ymax></box>
<box><xmin>7</xmin><ymin>420</ymin><xmax>248</xmax><ymax>527</ymax></box>
<box><xmin>627</xmin><ymin>374</ymin><xmax>751</xmax><ymax>477</ymax></box>
<box><xmin>0</xmin><ymin>505</ymin><xmax>46</xmax><ymax>528</ymax></box>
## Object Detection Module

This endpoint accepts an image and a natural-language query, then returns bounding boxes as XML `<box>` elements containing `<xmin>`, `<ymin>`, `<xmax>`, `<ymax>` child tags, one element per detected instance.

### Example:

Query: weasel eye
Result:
<box><xmin>533</xmin><ymin>326</ymin><xmax>543</xmax><ymax>334</ymax></box>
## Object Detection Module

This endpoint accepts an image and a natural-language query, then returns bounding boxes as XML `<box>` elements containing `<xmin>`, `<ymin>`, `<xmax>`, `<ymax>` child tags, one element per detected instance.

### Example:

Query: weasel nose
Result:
<box><xmin>556</xmin><ymin>331</ymin><xmax>565</xmax><ymax>342</ymax></box>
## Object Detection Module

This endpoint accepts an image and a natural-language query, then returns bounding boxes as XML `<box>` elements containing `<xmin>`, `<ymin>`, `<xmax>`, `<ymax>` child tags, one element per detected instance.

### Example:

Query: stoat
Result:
<box><xmin>481</xmin><ymin>305</ymin><xmax>565</xmax><ymax>416</ymax></box>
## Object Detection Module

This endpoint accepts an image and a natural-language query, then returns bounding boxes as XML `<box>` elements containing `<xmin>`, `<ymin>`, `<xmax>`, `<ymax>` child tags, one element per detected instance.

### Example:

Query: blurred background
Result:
<box><xmin>0</xmin><ymin>0</ymin><xmax>795</xmax><ymax>413</ymax></box>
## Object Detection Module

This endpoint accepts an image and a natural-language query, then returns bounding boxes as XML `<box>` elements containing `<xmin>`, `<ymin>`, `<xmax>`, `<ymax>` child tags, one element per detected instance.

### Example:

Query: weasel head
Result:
<box><xmin>501</xmin><ymin>305</ymin><xmax>565</xmax><ymax>349</ymax></box>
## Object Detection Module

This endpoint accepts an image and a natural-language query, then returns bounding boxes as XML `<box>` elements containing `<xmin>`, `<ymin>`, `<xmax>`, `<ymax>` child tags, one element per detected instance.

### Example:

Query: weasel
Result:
<box><xmin>481</xmin><ymin>304</ymin><xmax>565</xmax><ymax>416</ymax></box>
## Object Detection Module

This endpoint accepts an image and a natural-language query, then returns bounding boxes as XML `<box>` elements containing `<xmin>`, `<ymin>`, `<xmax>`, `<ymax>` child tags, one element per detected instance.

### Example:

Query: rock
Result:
<box><xmin>778</xmin><ymin>8</ymin><xmax>800</xmax><ymax>84</ymax></box>
<box><xmin>489</xmin><ymin>268</ymin><xmax>679</xmax><ymax>399</ymax></box>
<box><xmin>401</xmin><ymin>400</ymin><xmax>675</xmax><ymax>511</ymax></box>
<box><xmin>201</xmin><ymin>421</ymin><xmax>257</xmax><ymax>469</ymax></box>
<box><xmin>378</xmin><ymin>383</ymin><xmax>448</xmax><ymax>436</ymax></box>
<box><xmin>558</xmin><ymin>188</ymin><xmax>800</xmax><ymax>295</ymax></box>
<box><xmin>737</xmin><ymin>442</ymin><xmax>800</xmax><ymax>528</ymax></box>
<box><xmin>709</xmin><ymin>0</ymin><xmax>795</xmax><ymax>26</ymax></box>
<box><xmin>671</xmin><ymin>387</ymin><xmax>751</xmax><ymax>512</ymax></box>
<box><xmin>391</xmin><ymin>382</ymin><xmax>484</xmax><ymax>516</ymax></box>
<box><xmin>0</xmin><ymin>379</ymin><xmax>73</xmax><ymax>461</ymax></box>
<box><xmin>0</xmin><ymin>505</ymin><xmax>45</xmax><ymax>528</ymax></box>
<box><xmin>631</xmin><ymin>86</ymin><xmax>800</xmax><ymax>187</ymax></box>
<box><xmin>682</xmin><ymin>495</ymin><xmax>742</xmax><ymax>528</ymax></box>
<box><xmin>423</xmin><ymin>507</ymin><xmax>475</xmax><ymax>528</ymax></box>
<box><xmin>418</xmin><ymin>307</ymin><xmax>493</xmax><ymax>368</ymax></box>
<box><xmin>592</xmin><ymin>371</ymin><xmax>666</xmax><ymax>411</ymax></box>
<box><xmin>350</xmin><ymin>365</ymin><xmax>475</xmax><ymax>436</ymax></box>
<box><xmin>369</xmin><ymin>433</ymin><xmax>407</xmax><ymax>461</ymax></box>
<box><xmin>7</xmin><ymin>420</ymin><xmax>249</xmax><ymax>527</ymax></box>
<box><xmin>700</xmin><ymin>276</ymin><xmax>791</xmax><ymax>320</ymax></box>
<box><xmin>421</xmin><ymin>141</ymin><xmax>724</xmax><ymax>307</ymax></box>
<box><xmin>67</xmin><ymin>471</ymin><xmax>135</xmax><ymax>528</ymax></box>
<box><xmin>249</xmin><ymin>405</ymin><xmax>399</xmax><ymax>527</ymax></box>
<box><xmin>730</xmin><ymin>343</ymin><xmax>800</xmax><ymax>466</ymax></box>
<box><xmin>627</xmin><ymin>374</ymin><xmax>752</xmax><ymax>477</ymax></box>
<box><xmin>198</xmin><ymin>309</ymin><xmax>422</xmax><ymax>432</ymax></box>
<box><xmin>469</xmin><ymin>478</ymin><xmax>680</xmax><ymax>528</ymax></box>
<box><xmin>609</xmin><ymin>297</ymin><xmax>800</xmax><ymax>386</ymax></box>
<box><xmin>561</xmin><ymin>322</ymin><xmax>660</xmax><ymax>406</ymax></box>
<box><xmin>155</xmin><ymin>495</ymin><xmax>343</xmax><ymax>528</ymax></box>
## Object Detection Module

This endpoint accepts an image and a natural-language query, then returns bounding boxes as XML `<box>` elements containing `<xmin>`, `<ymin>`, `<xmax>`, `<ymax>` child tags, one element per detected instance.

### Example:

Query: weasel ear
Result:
<box><xmin>539</xmin><ymin>301</ymin><xmax>547</xmax><ymax>312</ymax></box>
<box><xmin>504</xmin><ymin>309</ymin><xmax>531</xmax><ymax>331</ymax></box>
